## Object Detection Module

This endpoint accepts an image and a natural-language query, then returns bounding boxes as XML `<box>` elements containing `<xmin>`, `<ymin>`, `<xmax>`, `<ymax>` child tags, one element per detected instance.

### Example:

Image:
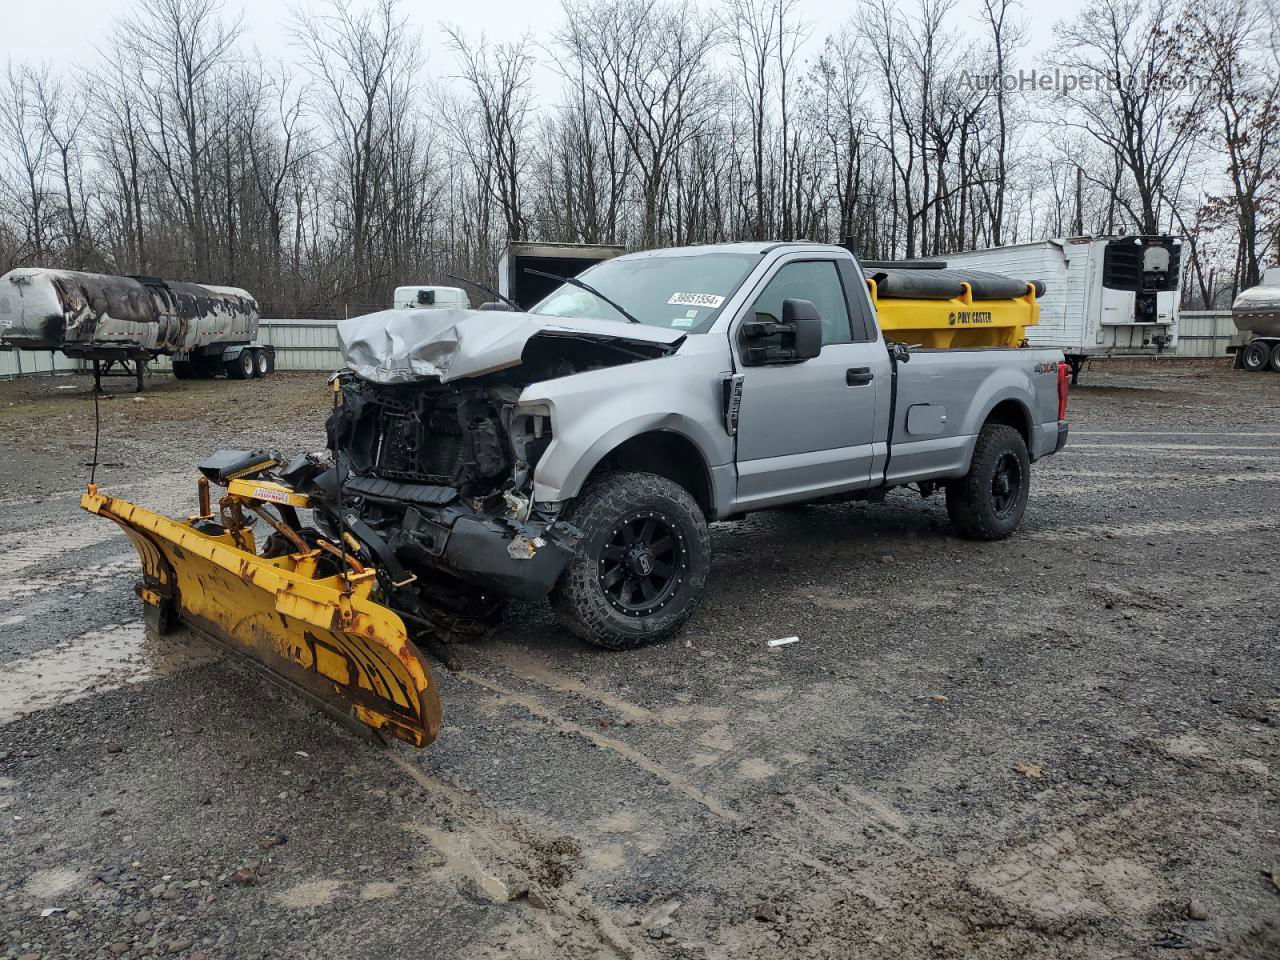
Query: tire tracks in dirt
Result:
<box><xmin>387</xmin><ymin>753</ymin><xmax>656</xmax><ymax>960</ymax></box>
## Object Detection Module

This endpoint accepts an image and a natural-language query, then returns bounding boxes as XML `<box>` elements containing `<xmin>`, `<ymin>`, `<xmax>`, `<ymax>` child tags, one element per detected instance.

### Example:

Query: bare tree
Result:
<box><xmin>112</xmin><ymin>0</ymin><xmax>244</xmax><ymax>275</ymax></box>
<box><xmin>1182</xmin><ymin>0</ymin><xmax>1280</xmax><ymax>290</ymax></box>
<box><xmin>0</xmin><ymin>64</ymin><xmax>52</xmax><ymax>263</ymax></box>
<box><xmin>557</xmin><ymin>0</ymin><xmax>722</xmax><ymax>247</ymax></box>
<box><xmin>1053</xmin><ymin>0</ymin><xmax>1205</xmax><ymax>235</ymax></box>
<box><xmin>293</xmin><ymin>0</ymin><xmax>419</xmax><ymax>295</ymax></box>
<box><xmin>444</xmin><ymin>28</ymin><xmax>535</xmax><ymax>243</ymax></box>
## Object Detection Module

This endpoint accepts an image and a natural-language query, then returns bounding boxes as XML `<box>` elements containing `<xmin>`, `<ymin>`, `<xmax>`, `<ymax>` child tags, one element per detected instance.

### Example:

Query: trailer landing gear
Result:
<box><xmin>1065</xmin><ymin>355</ymin><xmax>1085</xmax><ymax>386</ymax></box>
<box><xmin>92</xmin><ymin>358</ymin><xmax>148</xmax><ymax>393</ymax></box>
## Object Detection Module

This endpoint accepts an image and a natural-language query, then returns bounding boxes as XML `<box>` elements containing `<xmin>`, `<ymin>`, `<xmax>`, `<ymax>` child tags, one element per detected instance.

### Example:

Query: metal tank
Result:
<box><xmin>0</xmin><ymin>268</ymin><xmax>271</xmax><ymax>389</ymax></box>
<box><xmin>0</xmin><ymin>268</ymin><xmax>257</xmax><ymax>355</ymax></box>
<box><xmin>1231</xmin><ymin>267</ymin><xmax>1280</xmax><ymax>339</ymax></box>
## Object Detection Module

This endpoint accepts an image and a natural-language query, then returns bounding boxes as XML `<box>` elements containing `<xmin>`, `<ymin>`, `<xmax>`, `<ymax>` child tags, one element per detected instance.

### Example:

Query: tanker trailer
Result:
<box><xmin>1228</xmin><ymin>266</ymin><xmax>1280</xmax><ymax>373</ymax></box>
<box><xmin>0</xmin><ymin>268</ymin><xmax>274</xmax><ymax>391</ymax></box>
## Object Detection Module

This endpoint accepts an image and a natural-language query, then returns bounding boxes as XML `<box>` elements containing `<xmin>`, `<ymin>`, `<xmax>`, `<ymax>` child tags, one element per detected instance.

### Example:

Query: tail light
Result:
<box><xmin>1057</xmin><ymin>361</ymin><xmax>1070</xmax><ymax>420</ymax></box>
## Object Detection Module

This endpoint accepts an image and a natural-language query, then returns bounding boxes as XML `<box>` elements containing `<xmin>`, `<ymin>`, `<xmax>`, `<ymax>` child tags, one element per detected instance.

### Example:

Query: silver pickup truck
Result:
<box><xmin>304</xmin><ymin>241</ymin><xmax>1069</xmax><ymax>651</ymax></box>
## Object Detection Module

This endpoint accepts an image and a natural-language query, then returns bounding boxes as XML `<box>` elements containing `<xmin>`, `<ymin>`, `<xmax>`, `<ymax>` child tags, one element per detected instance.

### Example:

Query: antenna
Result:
<box><xmin>90</xmin><ymin>390</ymin><xmax>101</xmax><ymax>486</ymax></box>
<box><xmin>335</xmin><ymin>381</ymin><xmax>350</xmax><ymax>593</ymax></box>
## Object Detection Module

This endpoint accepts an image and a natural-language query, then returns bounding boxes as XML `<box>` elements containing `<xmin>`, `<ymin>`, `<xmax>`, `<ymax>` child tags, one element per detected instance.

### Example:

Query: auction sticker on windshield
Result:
<box><xmin>668</xmin><ymin>292</ymin><xmax>725</xmax><ymax>308</ymax></box>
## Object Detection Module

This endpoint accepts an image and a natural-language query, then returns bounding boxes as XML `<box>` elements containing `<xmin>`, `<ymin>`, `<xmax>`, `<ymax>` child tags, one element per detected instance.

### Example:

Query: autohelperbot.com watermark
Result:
<box><xmin>953</xmin><ymin>67</ymin><xmax>1217</xmax><ymax>96</ymax></box>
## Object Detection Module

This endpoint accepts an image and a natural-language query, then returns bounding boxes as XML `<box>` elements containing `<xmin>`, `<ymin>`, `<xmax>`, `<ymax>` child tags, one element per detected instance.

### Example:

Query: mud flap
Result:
<box><xmin>81</xmin><ymin>487</ymin><xmax>442</xmax><ymax>747</ymax></box>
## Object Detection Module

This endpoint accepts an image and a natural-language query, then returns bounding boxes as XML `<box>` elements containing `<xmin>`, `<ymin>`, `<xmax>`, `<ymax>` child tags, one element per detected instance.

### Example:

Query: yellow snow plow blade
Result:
<box><xmin>80</xmin><ymin>484</ymin><xmax>441</xmax><ymax>747</ymax></box>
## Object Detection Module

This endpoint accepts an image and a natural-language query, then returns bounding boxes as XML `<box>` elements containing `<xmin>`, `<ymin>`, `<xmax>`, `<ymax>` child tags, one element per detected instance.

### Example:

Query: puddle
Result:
<box><xmin>0</xmin><ymin>622</ymin><xmax>217</xmax><ymax>725</ymax></box>
<box><xmin>0</xmin><ymin>555</ymin><xmax>138</xmax><ymax>604</ymax></box>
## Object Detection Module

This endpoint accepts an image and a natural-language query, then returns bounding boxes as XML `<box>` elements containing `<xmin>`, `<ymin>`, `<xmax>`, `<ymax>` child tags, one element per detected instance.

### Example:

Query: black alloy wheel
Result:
<box><xmin>598</xmin><ymin>510</ymin><xmax>686</xmax><ymax>618</ymax></box>
<box><xmin>990</xmin><ymin>451</ymin><xmax>1023</xmax><ymax>518</ymax></box>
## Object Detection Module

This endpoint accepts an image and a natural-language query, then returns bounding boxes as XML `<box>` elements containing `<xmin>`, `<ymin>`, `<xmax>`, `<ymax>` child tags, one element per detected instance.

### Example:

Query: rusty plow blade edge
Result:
<box><xmin>81</xmin><ymin>487</ymin><xmax>441</xmax><ymax>747</ymax></box>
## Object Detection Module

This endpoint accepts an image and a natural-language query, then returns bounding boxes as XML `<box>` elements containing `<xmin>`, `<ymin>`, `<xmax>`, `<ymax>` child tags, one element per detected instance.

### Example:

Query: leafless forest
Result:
<box><xmin>1</xmin><ymin>0</ymin><xmax>1276</xmax><ymax>316</ymax></box>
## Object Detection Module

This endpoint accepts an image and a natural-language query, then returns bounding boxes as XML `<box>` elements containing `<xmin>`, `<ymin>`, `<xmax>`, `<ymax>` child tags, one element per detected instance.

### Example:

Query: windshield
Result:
<box><xmin>527</xmin><ymin>252</ymin><xmax>761</xmax><ymax>332</ymax></box>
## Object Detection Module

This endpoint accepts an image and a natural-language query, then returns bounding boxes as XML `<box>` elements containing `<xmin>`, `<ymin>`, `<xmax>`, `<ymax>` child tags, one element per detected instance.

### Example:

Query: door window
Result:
<box><xmin>750</xmin><ymin>260</ymin><xmax>853</xmax><ymax>345</ymax></box>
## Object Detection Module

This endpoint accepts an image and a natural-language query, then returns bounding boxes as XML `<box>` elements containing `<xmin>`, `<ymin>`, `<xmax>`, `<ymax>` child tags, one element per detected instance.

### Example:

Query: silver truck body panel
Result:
<box><xmin>519</xmin><ymin>336</ymin><xmax>735</xmax><ymax>508</ymax></box>
<box><xmin>511</xmin><ymin>243</ymin><xmax>1066</xmax><ymax>515</ymax></box>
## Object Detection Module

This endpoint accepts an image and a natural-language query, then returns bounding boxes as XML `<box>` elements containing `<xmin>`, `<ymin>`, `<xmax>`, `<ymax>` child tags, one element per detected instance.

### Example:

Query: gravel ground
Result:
<box><xmin>0</xmin><ymin>360</ymin><xmax>1277</xmax><ymax>960</ymax></box>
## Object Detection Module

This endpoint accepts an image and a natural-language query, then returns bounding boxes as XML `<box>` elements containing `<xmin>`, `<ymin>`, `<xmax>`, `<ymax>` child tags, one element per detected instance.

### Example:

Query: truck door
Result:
<box><xmin>731</xmin><ymin>256</ymin><xmax>886</xmax><ymax>509</ymax></box>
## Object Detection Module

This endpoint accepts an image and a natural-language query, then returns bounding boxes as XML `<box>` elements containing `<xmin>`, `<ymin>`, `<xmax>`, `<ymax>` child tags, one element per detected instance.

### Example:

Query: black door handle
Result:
<box><xmin>846</xmin><ymin>367</ymin><xmax>874</xmax><ymax>386</ymax></box>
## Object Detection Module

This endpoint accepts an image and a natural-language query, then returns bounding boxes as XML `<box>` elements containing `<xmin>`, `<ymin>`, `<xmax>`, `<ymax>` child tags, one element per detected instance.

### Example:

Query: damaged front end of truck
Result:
<box><xmin>322</xmin><ymin>307</ymin><xmax>685</xmax><ymax>636</ymax></box>
<box><xmin>83</xmin><ymin>306</ymin><xmax>683</xmax><ymax>746</ymax></box>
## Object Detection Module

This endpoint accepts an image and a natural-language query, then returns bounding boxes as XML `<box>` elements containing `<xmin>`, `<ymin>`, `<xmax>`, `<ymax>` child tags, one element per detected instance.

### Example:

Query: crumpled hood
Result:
<box><xmin>338</xmin><ymin>308</ymin><xmax>686</xmax><ymax>384</ymax></box>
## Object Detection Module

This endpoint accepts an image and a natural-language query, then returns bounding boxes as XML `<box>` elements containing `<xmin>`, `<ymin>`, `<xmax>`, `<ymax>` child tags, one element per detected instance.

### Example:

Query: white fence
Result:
<box><xmin>1177</xmin><ymin>310</ymin><xmax>1236</xmax><ymax>358</ymax></box>
<box><xmin>1</xmin><ymin>318</ymin><xmax>345</xmax><ymax>379</ymax></box>
<box><xmin>1</xmin><ymin>312</ymin><xmax>1243</xmax><ymax>379</ymax></box>
<box><xmin>0</xmin><ymin>348</ymin><xmax>80</xmax><ymax>379</ymax></box>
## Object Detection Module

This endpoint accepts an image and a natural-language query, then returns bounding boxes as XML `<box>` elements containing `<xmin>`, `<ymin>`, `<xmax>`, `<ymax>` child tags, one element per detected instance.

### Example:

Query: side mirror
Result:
<box><xmin>783</xmin><ymin>299</ymin><xmax>823</xmax><ymax>361</ymax></box>
<box><xmin>739</xmin><ymin>298</ymin><xmax>824</xmax><ymax>365</ymax></box>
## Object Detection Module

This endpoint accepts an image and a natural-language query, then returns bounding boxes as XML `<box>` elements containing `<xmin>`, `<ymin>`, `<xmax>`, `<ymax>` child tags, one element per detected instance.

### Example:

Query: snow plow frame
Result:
<box><xmin>81</xmin><ymin>481</ymin><xmax>442</xmax><ymax>747</ymax></box>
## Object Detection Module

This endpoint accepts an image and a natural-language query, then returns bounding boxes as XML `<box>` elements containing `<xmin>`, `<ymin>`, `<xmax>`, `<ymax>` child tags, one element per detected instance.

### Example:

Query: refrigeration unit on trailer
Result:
<box><xmin>938</xmin><ymin>236</ymin><xmax>1182</xmax><ymax>383</ymax></box>
<box><xmin>0</xmin><ymin>267</ymin><xmax>274</xmax><ymax>391</ymax></box>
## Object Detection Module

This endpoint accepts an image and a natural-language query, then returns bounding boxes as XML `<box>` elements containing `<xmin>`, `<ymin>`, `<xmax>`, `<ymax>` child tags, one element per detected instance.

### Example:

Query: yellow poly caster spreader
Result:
<box><xmin>82</xmin><ymin>470</ymin><xmax>442</xmax><ymax>747</ymax></box>
<box><xmin>861</xmin><ymin>260</ymin><xmax>1043</xmax><ymax>348</ymax></box>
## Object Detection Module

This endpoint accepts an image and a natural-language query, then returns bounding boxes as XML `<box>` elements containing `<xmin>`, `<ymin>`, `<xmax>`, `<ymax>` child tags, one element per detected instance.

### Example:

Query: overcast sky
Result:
<box><xmin>9</xmin><ymin>0</ymin><xmax>1088</xmax><ymax>95</ymax></box>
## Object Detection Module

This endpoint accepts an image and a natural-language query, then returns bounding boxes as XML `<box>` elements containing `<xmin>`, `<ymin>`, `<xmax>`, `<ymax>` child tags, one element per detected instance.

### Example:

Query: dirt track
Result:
<box><xmin>1</xmin><ymin>360</ymin><xmax>1277</xmax><ymax>959</ymax></box>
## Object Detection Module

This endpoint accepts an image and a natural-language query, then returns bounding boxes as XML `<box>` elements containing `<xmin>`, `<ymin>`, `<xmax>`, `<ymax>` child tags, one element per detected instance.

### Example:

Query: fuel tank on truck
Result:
<box><xmin>0</xmin><ymin>267</ymin><xmax>258</xmax><ymax>357</ymax></box>
<box><xmin>1232</xmin><ymin>267</ymin><xmax>1280</xmax><ymax>339</ymax></box>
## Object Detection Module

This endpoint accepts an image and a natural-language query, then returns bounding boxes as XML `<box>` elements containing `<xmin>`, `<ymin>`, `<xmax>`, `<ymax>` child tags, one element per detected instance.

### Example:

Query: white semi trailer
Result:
<box><xmin>936</xmin><ymin>236</ymin><xmax>1183</xmax><ymax>383</ymax></box>
<box><xmin>0</xmin><ymin>267</ymin><xmax>273</xmax><ymax>391</ymax></box>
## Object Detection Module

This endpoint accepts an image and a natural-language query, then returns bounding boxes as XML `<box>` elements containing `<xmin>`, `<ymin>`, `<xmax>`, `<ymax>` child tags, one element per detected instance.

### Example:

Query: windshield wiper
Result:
<box><xmin>523</xmin><ymin>267</ymin><xmax>641</xmax><ymax>324</ymax></box>
<box><xmin>445</xmin><ymin>273</ymin><xmax>521</xmax><ymax>312</ymax></box>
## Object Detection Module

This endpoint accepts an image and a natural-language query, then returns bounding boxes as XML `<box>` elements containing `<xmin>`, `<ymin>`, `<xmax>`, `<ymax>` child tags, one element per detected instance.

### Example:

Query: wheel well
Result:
<box><xmin>587</xmin><ymin>431</ymin><xmax>713</xmax><ymax>518</ymax></box>
<box><xmin>984</xmin><ymin>399</ymin><xmax>1032</xmax><ymax>448</ymax></box>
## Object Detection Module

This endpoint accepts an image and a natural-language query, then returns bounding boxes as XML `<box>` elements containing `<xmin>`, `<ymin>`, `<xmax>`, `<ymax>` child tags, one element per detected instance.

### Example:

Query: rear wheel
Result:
<box><xmin>1268</xmin><ymin>343</ymin><xmax>1280</xmax><ymax>374</ymax></box>
<box><xmin>226</xmin><ymin>350</ymin><xmax>254</xmax><ymax>380</ymax></box>
<box><xmin>172</xmin><ymin>360</ymin><xmax>193</xmax><ymax>380</ymax></box>
<box><xmin>252</xmin><ymin>349</ymin><xmax>268</xmax><ymax>378</ymax></box>
<box><xmin>1240</xmin><ymin>340</ymin><xmax>1270</xmax><ymax>372</ymax></box>
<box><xmin>946</xmin><ymin>424</ymin><xmax>1031</xmax><ymax>540</ymax></box>
<box><xmin>550</xmin><ymin>471</ymin><xmax>710</xmax><ymax>650</ymax></box>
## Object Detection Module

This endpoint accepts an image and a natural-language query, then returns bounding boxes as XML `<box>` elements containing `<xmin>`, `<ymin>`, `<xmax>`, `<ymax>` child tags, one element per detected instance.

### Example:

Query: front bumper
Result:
<box><xmin>387</xmin><ymin>499</ymin><xmax>579</xmax><ymax>602</ymax></box>
<box><xmin>442</xmin><ymin>516</ymin><xmax>575</xmax><ymax>601</ymax></box>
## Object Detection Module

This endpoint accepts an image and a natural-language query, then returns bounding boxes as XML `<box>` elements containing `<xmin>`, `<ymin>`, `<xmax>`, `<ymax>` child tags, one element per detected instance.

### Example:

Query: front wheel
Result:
<box><xmin>946</xmin><ymin>424</ymin><xmax>1031</xmax><ymax>540</ymax></box>
<box><xmin>550</xmin><ymin>471</ymin><xmax>710</xmax><ymax>650</ymax></box>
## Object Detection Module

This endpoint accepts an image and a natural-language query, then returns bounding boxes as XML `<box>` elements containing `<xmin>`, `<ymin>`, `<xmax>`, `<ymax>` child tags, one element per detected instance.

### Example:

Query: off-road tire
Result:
<box><xmin>550</xmin><ymin>471</ymin><xmax>710</xmax><ymax>650</ymax></box>
<box><xmin>1240</xmin><ymin>340</ymin><xmax>1270</xmax><ymax>372</ymax></box>
<box><xmin>946</xmin><ymin>424</ymin><xmax>1031</xmax><ymax>541</ymax></box>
